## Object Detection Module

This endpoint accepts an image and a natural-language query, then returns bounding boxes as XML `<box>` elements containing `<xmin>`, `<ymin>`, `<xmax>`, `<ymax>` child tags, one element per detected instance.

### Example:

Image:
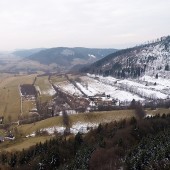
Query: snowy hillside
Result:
<box><xmin>83</xmin><ymin>36</ymin><xmax>170</xmax><ymax>79</ymax></box>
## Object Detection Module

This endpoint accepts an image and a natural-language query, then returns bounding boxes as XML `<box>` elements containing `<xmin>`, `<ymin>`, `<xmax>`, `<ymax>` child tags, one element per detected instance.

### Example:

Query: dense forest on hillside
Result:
<box><xmin>0</xmin><ymin>112</ymin><xmax>170</xmax><ymax>169</ymax></box>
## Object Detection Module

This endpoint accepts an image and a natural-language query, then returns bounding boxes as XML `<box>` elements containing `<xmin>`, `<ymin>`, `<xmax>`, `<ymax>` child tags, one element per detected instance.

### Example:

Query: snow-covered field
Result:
<box><xmin>77</xmin><ymin>76</ymin><xmax>144</xmax><ymax>102</ymax></box>
<box><xmin>35</xmin><ymin>84</ymin><xmax>56</xmax><ymax>96</ymax></box>
<box><xmin>42</xmin><ymin>87</ymin><xmax>56</xmax><ymax>96</ymax></box>
<box><xmin>87</xmin><ymin>74</ymin><xmax>169</xmax><ymax>100</ymax></box>
<box><xmin>26</xmin><ymin>122</ymin><xmax>98</xmax><ymax>137</ymax></box>
<box><xmin>54</xmin><ymin>74</ymin><xmax>170</xmax><ymax>102</ymax></box>
<box><xmin>41</xmin><ymin>86</ymin><xmax>56</xmax><ymax>96</ymax></box>
<box><xmin>55</xmin><ymin>81</ymin><xmax>83</xmax><ymax>96</ymax></box>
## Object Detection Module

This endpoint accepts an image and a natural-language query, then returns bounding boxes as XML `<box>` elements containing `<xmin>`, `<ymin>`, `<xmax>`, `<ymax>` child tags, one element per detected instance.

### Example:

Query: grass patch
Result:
<box><xmin>0</xmin><ymin>74</ymin><xmax>36</xmax><ymax>122</ymax></box>
<box><xmin>1</xmin><ymin>136</ymin><xmax>54</xmax><ymax>152</ymax></box>
<box><xmin>35</xmin><ymin>76</ymin><xmax>52</xmax><ymax>92</ymax></box>
<box><xmin>17</xmin><ymin>116</ymin><xmax>63</xmax><ymax>135</ymax></box>
<box><xmin>37</xmin><ymin>95</ymin><xmax>53</xmax><ymax>103</ymax></box>
<box><xmin>69</xmin><ymin>110</ymin><xmax>136</xmax><ymax>125</ymax></box>
<box><xmin>17</xmin><ymin>110</ymin><xmax>136</xmax><ymax>136</ymax></box>
<box><xmin>67</xmin><ymin>74</ymin><xmax>81</xmax><ymax>80</ymax></box>
<box><xmin>50</xmin><ymin>75</ymin><xmax>67</xmax><ymax>83</ymax></box>
<box><xmin>145</xmin><ymin>108</ymin><xmax>170</xmax><ymax>115</ymax></box>
<box><xmin>22</xmin><ymin>100</ymin><xmax>36</xmax><ymax>117</ymax></box>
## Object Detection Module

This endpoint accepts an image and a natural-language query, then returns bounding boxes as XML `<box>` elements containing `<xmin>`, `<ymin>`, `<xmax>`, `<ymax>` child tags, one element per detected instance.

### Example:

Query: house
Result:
<box><xmin>0</xmin><ymin>116</ymin><xmax>4</xmax><ymax>124</ymax></box>
<box><xmin>0</xmin><ymin>136</ymin><xmax>4</xmax><ymax>142</ymax></box>
<box><xmin>5</xmin><ymin>134</ymin><xmax>15</xmax><ymax>140</ymax></box>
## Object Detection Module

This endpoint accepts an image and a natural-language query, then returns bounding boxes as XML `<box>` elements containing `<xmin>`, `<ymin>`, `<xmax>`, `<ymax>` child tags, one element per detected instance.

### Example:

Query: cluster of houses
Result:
<box><xmin>46</xmin><ymin>92</ymin><xmax>119</xmax><ymax>116</ymax></box>
<box><xmin>88</xmin><ymin>93</ymin><xmax>118</xmax><ymax>109</ymax></box>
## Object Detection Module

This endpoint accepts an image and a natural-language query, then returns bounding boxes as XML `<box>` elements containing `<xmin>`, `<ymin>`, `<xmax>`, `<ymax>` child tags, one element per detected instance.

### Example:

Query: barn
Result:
<box><xmin>20</xmin><ymin>84</ymin><xmax>36</xmax><ymax>100</ymax></box>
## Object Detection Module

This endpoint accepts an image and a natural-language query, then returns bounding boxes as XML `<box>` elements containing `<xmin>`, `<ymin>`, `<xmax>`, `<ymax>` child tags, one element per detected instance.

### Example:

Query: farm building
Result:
<box><xmin>0</xmin><ymin>116</ymin><xmax>4</xmax><ymax>124</ymax></box>
<box><xmin>20</xmin><ymin>84</ymin><xmax>36</xmax><ymax>100</ymax></box>
<box><xmin>0</xmin><ymin>136</ymin><xmax>4</xmax><ymax>142</ymax></box>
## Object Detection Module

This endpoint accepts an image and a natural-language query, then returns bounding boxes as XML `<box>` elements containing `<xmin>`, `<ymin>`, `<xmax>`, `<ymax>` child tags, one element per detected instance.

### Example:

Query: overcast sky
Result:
<box><xmin>0</xmin><ymin>0</ymin><xmax>170</xmax><ymax>51</ymax></box>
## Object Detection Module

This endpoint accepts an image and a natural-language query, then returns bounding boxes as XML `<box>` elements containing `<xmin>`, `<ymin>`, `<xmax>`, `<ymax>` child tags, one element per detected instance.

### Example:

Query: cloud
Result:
<box><xmin>0</xmin><ymin>0</ymin><xmax>169</xmax><ymax>50</ymax></box>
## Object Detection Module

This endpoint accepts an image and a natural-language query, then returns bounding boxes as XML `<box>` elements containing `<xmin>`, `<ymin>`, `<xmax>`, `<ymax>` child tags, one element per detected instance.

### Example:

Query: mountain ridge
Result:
<box><xmin>27</xmin><ymin>47</ymin><xmax>118</xmax><ymax>67</ymax></box>
<box><xmin>0</xmin><ymin>47</ymin><xmax>118</xmax><ymax>73</ymax></box>
<box><xmin>81</xmin><ymin>35</ymin><xmax>170</xmax><ymax>78</ymax></box>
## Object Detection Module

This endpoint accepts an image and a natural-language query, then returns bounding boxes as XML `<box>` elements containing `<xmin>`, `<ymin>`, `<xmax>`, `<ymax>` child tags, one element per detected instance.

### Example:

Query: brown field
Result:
<box><xmin>50</xmin><ymin>74</ymin><xmax>67</xmax><ymax>84</ymax></box>
<box><xmin>22</xmin><ymin>100</ymin><xmax>37</xmax><ymax>117</ymax></box>
<box><xmin>35</xmin><ymin>76</ymin><xmax>51</xmax><ymax>92</ymax></box>
<box><xmin>0</xmin><ymin>74</ymin><xmax>37</xmax><ymax>122</ymax></box>
<box><xmin>67</xmin><ymin>74</ymin><xmax>81</xmax><ymax>80</ymax></box>
<box><xmin>35</xmin><ymin>76</ymin><xmax>54</xmax><ymax>103</ymax></box>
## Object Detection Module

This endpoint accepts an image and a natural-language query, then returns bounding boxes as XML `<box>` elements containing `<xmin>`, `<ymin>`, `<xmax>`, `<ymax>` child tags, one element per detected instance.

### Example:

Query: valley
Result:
<box><xmin>0</xmin><ymin>36</ymin><xmax>169</xmax><ymax>169</ymax></box>
<box><xmin>0</xmin><ymin>70</ymin><xmax>169</xmax><ymax>152</ymax></box>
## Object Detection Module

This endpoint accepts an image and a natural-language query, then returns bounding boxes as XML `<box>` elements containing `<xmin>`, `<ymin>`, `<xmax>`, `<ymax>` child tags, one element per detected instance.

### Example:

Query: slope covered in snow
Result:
<box><xmin>84</xmin><ymin>36</ymin><xmax>170</xmax><ymax>79</ymax></box>
<box><xmin>78</xmin><ymin>76</ymin><xmax>144</xmax><ymax>102</ymax></box>
<box><xmin>55</xmin><ymin>81</ymin><xmax>83</xmax><ymax>96</ymax></box>
<box><xmin>53</xmin><ymin>73</ymin><xmax>170</xmax><ymax>103</ymax></box>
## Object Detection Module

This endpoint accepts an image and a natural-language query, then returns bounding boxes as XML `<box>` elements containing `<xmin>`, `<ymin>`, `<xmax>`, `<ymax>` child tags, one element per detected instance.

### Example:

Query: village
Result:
<box><xmin>18</xmin><ymin>79</ymin><xmax>119</xmax><ymax>121</ymax></box>
<box><xmin>18</xmin><ymin>73</ymin><xmax>170</xmax><ymax>121</ymax></box>
<box><xmin>0</xmin><ymin>72</ymin><xmax>169</xmax><ymax>143</ymax></box>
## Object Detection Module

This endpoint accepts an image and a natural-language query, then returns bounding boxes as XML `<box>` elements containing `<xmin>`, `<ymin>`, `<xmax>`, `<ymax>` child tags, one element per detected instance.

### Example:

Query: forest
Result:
<box><xmin>0</xmin><ymin>110</ymin><xmax>170</xmax><ymax>170</ymax></box>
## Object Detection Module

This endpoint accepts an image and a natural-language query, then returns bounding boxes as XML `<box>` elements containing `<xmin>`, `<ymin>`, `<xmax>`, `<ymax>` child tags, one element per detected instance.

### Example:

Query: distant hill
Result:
<box><xmin>82</xmin><ymin>36</ymin><xmax>170</xmax><ymax>78</ymax></box>
<box><xmin>12</xmin><ymin>48</ymin><xmax>46</xmax><ymax>58</ymax></box>
<box><xmin>27</xmin><ymin>47</ymin><xmax>117</xmax><ymax>68</ymax></box>
<box><xmin>0</xmin><ymin>47</ymin><xmax>117</xmax><ymax>73</ymax></box>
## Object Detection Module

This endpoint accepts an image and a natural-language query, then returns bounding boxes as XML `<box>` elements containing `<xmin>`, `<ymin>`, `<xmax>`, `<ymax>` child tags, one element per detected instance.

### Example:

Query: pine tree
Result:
<box><xmin>155</xmin><ymin>73</ymin><xmax>158</xmax><ymax>79</ymax></box>
<box><xmin>165</xmin><ymin>64</ymin><xmax>169</xmax><ymax>71</ymax></box>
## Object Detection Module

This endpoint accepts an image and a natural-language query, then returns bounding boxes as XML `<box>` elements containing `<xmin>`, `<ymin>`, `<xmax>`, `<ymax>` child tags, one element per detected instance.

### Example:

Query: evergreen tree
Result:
<box><xmin>155</xmin><ymin>73</ymin><xmax>158</xmax><ymax>79</ymax></box>
<box><xmin>165</xmin><ymin>64</ymin><xmax>169</xmax><ymax>71</ymax></box>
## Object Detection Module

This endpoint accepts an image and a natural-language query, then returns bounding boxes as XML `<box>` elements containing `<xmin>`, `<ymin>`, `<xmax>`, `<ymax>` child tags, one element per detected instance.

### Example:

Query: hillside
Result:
<box><xmin>12</xmin><ymin>48</ymin><xmax>46</xmax><ymax>58</ymax></box>
<box><xmin>1</xmin><ymin>114</ymin><xmax>170</xmax><ymax>169</ymax></box>
<box><xmin>82</xmin><ymin>36</ymin><xmax>170</xmax><ymax>79</ymax></box>
<box><xmin>27</xmin><ymin>47</ymin><xmax>117</xmax><ymax>69</ymax></box>
<box><xmin>0</xmin><ymin>48</ymin><xmax>117</xmax><ymax>73</ymax></box>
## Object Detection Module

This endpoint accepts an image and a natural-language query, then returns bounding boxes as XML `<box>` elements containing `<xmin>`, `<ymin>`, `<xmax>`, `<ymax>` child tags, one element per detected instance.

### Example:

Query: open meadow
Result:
<box><xmin>0</xmin><ymin>73</ymin><xmax>37</xmax><ymax>122</ymax></box>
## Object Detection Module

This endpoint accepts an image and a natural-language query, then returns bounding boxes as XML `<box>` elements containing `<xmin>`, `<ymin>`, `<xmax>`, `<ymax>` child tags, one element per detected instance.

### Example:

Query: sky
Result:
<box><xmin>0</xmin><ymin>0</ymin><xmax>170</xmax><ymax>51</ymax></box>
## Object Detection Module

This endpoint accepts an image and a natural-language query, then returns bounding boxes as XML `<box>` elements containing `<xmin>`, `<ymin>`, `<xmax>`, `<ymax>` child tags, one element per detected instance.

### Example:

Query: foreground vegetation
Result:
<box><xmin>0</xmin><ymin>113</ymin><xmax>170</xmax><ymax>169</ymax></box>
<box><xmin>0</xmin><ymin>73</ymin><xmax>170</xmax><ymax>169</ymax></box>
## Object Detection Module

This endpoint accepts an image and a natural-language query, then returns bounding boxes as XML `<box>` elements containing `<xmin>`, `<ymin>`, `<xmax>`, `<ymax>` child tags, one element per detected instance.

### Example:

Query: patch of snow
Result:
<box><xmin>35</xmin><ymin>86</ymin><xmax>41</xmax><ymax>95</ymax></box>
<box><xmin>41</xmin><ymin>126</ymin><xmax>65</xmax><ymax>134</ymax></box>
<box><xmin>71</xmin><ymin>122</ymin><xmax>98</xmax><ymax>134</ymax></box>
<box><xmin>26</xmin><ymin>132</ymin><xmax>36</xmax><ymax>138</ymax></box>
<box><xmin>55</xmin><ymin>81</ymin><xmax>83</xmax><ymax>96</ymax></box>
<box><xmin>42</xmin><ymin>86</ymin><xmax>56</xmax><ymax>96</ymax></box>
<box><xmin>62</xmin><ymin>83</ymin><xmax>83</xmax><ymax>96</ymax></box>
<box><xmin>26</xmin><ymin>122</ymin><xmax>99</xmax><ymax>137</ymax></box>
<box><xmin>61</xmin><ymin>49</ymin><xmax>75</xmax><ymax>56</ymax></box>
<box><xmin>141</xmin><ymin>75</ymin><xmax>170</xmax><ymax>88</ymax></box>
<box><xmin>88</xmin><ymin>54</ymin><xmax>96</xmax><ymax>59</ymax></box>
<box><xmin>145</xmin><ymin>114</ymin><xmax>154</xmax><ymax>118</ymax></box>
